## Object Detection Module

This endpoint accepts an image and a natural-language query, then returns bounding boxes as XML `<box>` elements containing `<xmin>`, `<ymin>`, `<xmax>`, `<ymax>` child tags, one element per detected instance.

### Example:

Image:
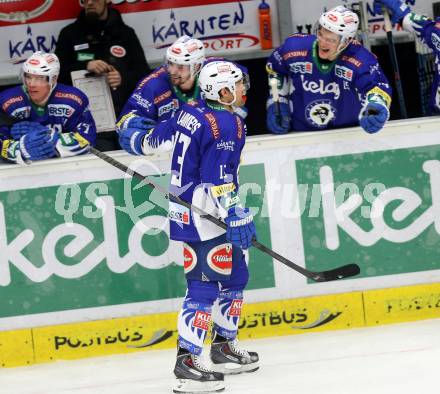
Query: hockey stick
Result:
<box><xmin>90</xmin><ymin>147</ymin><xmax>360</xmax><ymax>282</ymax></box>
<box><xmin>383</xmin><ymin>8</ymin><xmax>408</xmax><ymax>118</ymax></box>
<box><xmin>0</xmin><ymin>112</ymin><xmax>359</xmax><ymax>281</ymax></box>
<box><xmin>269</xmin><ymin>77</ymin><xmax>281</xmax><ymax>119</ymax></box>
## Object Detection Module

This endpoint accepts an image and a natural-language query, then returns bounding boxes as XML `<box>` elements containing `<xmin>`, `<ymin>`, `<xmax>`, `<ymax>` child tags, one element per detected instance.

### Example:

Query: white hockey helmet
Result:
<box><xmin>199</xmin><ymin>60</ymin><xmax>243</xmax><ymax>105</ymax></box>
<box><xmin>166</xmin><ymin>35</ymin><xmax>206</xmax><ymax>77</ymax></box>
<box><xmin>21</xmin><ymin>51</ymin><xmax>60</xmax><ymax>90</ymax></box>
<box><xmin>318</xmin><ymin>5</ymin><xmax>359</xmax><ymax>53</ymax></box>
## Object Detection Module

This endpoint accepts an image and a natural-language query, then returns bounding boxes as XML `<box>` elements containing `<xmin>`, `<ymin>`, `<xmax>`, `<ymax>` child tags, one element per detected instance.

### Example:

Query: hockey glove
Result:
<box><xmin>359</xmin><ymin>102</ymin><xmax>389</xmax><ymax>134</ymax></box>
<box><xmin>119</xmin><ymin>127</ymin><xmax>149</xmax><ymax>155</ymax></box>
<box><xmin>125</xmin><ymin>116</ymin><xmax>156</xmax><ymax>131</ymax></box>
<box><xmin>10</xmin><ymin>121</ymin><xmax>48</xmax><ymax>140</ymax></box>
<box><xmin>373</xmin><ymin>0</ymin><xmax>411</xmax><ymax>24</ymax></box>
<box><xmin>19</xmin><ymin>128</ymin><xmax>56</xmax><ymax>161</ymax></box>
<box><xmin>266</xmin><ymin>102</ymin><xmax>291</xmax><ymax>134</ymax></box>
<box><xmin>54</xmin><ymin>132</ymin><xmax>91</xmax><ymax>157</ymax></box>
<box><xmin>225</xmin><ymin>207</ymin><xmax>257</xmax><ymax>250</ymax></box>
<box><xmin>116</xmin><ymin>113</ymin><xmax>156</xmax><ymax>132</ymax></box>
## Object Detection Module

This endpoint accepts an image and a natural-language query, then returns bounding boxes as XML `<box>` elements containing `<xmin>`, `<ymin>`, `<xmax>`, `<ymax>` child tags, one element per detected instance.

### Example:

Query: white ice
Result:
<box><xmin>1</xmin><ymin>318</ymin><xmax>440</xmax><ymax>394</ymax></box>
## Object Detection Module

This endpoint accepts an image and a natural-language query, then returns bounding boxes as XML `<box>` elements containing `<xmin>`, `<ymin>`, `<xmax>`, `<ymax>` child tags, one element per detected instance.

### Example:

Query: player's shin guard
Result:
<box><xmin>175</xmin><ymin>301</ymin><xmax>224</xmax><ymax>393</ymax></box>
<box><xmin>211</xmin><ymin>290</ymin><xmax>243</xmax><ymax>339</ymax></box>
<box><xmin>210</xmin><ymin>290</ymin><xmax>259</xmax><ymax>374</ymax></box>
<box><xmin>177</xmin><ymin>300</ymin><xmax>212</xmax><ymax>355</ymax></box>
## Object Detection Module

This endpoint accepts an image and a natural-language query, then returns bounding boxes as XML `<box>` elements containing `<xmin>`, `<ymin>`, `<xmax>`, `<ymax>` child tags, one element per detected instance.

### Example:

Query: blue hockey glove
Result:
<box><xmin>373</xmin><ymin>0</ymin><xmax>411</xmax><ymax>24</ymax></box>
<box><xmin>266</xmin><ymin>102</ymin><xmax>291</xmax><ymax>134</ymax></box>
<box><xmin>119</xmin><ymin>127</ymin><xmax>149</xmax><ymax>155</ymax></box>
<box><xmin>10</xmin><ymin>121</ymin><xmax>49</xmax><ymax>140</ymax></box>
<box><xmin>124</xmin><ymin>116</ymin><xmax>156</xmax><ymax>131</ymax></box>
<box><xmin>19</xmin><ymin>128</ymin><xmax>56</xmax><ymax>161</ymax></box>
<box><xmin>225</xmin><ymin>207</ymin><xmax>257</xmax><ymax>250</ymax></box>
<box><xmin>359</xmin><ymin>102</ymin><xmax>389</xmax><ymax>134</ymax></box>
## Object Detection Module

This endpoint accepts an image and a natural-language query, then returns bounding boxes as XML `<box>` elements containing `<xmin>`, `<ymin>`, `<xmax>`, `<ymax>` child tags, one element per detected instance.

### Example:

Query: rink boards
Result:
<box><xmin>1</xmin><ymin>282</ymin><xmax>440</xmax><ymax>367</ymax></box>
<box><xmin>1</xmin><ymin>118</ymin><xmax>440</xmax><ymax>367</ymax></box>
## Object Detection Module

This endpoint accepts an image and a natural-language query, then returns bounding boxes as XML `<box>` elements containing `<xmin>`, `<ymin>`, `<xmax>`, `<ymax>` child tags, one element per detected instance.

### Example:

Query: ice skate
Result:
<box><xmin>210</xmin><ymin>333</ymin><xmax>259</xmax><ymax>375</ymax></box>
<box><xmin>173</xmin><ymin>347</ymin><xmax>225</xmax><ymax>393</ymax></box>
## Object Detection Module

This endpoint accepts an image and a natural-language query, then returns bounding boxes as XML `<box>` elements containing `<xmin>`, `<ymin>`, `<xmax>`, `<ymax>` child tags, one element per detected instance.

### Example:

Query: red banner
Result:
<box><xmin>0</xmin><ymin>0</ymin><xmax>248</xmax><ymax>27</ymax></box>
<box><xmin>114</xmin><ymin>0</ymin><xmax>246</xmax><ymax>13</ymax></box>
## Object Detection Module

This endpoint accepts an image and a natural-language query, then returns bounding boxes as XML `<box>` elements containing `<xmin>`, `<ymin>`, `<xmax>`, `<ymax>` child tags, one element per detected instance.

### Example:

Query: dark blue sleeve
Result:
<box><xmin>64</xmin><ymin>93</ymin><xmax>97</xmax><ymax>146</ymax></box>
<box><xmin>354</xmin><ymin>50</ymin><xmax>392</xmax><ymax>108</ymax></box>
<box><xmin>116</xmin><ymin>70</ymin><xmax>167</xmax><ymax>130</ymax></box>
<box><xmin>266</xmin><ymin>41</ymin><xmax>290</xmax><ymax>77</ymax></box>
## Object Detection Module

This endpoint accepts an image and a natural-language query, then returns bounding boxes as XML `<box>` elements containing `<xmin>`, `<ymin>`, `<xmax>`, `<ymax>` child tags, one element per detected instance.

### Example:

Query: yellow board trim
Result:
<box><xmin>238</xmin><ymin>291</ymin><xmax>364</xmax><ymax>340</ymax></box>
<box><xmin>0</xmin><ymin>329</ymin><xmax>34</xmax><ymax>367</ymax></box>
<box><xmin>2</xmin><ymin>282</ymin><xmax>440</xmax><ymax>368</ymax></box>
<box><xmin>363</xmin><ymin>282</ymin><xmax>440</xmax><ymax>326</ymax></box>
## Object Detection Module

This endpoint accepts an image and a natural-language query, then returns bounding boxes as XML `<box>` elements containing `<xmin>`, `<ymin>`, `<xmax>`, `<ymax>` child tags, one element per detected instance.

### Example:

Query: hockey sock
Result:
<box><xmin>177</xmin><ymin>300</ymin><xmax>212</xmax><ymax>355</ymax></box>
<box><xmin>212</xmin><ymin>289</ymin><xmax>243</xmax><ymax>339</ymax></box>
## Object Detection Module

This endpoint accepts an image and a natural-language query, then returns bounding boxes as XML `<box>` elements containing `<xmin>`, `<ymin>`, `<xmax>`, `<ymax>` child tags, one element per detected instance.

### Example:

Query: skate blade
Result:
<box><xmin>211</xmin><ymin>361</ymin><xmax>259</xmax><ymax>375</ymax></box>
<box><xmin>173</xmin><ymin>378</ymin><xmax>225</xmax><ymax>393</ymax></box>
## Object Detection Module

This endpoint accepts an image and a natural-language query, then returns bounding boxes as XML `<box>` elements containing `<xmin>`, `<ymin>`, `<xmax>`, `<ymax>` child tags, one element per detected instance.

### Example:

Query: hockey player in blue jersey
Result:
<box><xmin>115</xmin><ymin>35</ymin><xmax>206</xmax><ymax>133</ymax></box>
<box><xmin>116</xmin><ymin>35</ymin><xmax>249</xmax><ymax>136</ymax></box>
<box><xmin>119</xmin><ymin>60</ymin><xmax>258</xmax><ymax>393</ymax></box>
<box><xmin>0</xmin><ymin>51</ymin><xmax>96</xmax><ymax>164</ymax></box>
<box><xmin>266</xmin><ymin>5</ymin><xmax>392</xmax><ymax>134</ymax></box>
<box><xmin>374</xmin><ymin>0</ymin><xmax>440</xmax><ymax>114</ymax></box>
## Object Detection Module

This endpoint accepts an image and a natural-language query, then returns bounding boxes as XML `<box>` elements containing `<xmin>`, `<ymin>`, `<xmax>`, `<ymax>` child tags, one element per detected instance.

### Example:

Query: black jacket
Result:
<box><xmin>55</xmin><ymin>7</ymin><xmax>150</xmax><ymax>116</ymax></box>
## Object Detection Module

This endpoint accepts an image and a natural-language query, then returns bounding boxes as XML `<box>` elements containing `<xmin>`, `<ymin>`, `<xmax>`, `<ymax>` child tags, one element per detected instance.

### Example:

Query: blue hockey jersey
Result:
<box><xmin>267</xmin><ymin>34</ymin><xmax>392</xmax><ymax>131</ymax></box>
<box><xmin>405</xmin><ymin>14</ymin><xmax>440</xmax><ymax>114</ymax></box>
<box><xmin>0</xmin><ymin>83</ymin><xmax>96</xmax><ymax>162</ymax></box>
<box><xmin>143</xmin><ymin>101</ymin><xmax>246</xmax><ymax>243</ymax></box>
<box><xmin>117</xmin><ymin>59</ymin><xmax>248</xmax><ymax>130</ymax></box>
<box><xmin>118</xmin><ymin>65</ymin><xmax>194</xmax><ymax>127</ymax></box>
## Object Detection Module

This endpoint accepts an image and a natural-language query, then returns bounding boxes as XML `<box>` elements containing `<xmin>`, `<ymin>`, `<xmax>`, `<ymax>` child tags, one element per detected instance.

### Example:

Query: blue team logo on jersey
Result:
<box><xmin>290</xmin><ymin>62</ymin><xmax>313</xmax><ymax>74</ymax></box>
<box><xmin>305</xmin><ymin>100</ymin><xmax>336</xmax><ymax>128</ymax></box>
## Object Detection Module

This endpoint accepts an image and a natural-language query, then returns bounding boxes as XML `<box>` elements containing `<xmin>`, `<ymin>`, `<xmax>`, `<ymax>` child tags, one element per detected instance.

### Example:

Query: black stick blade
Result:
<box><xmin>311</xmin><ymin>263</ymin><xmax>360</xmax><ymax>282</ymax></box>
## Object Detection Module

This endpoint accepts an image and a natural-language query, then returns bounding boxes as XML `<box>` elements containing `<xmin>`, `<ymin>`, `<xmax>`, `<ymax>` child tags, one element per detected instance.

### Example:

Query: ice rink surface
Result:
<box><xmin>2</xmin><ymin>318</ymin><xmax>440</xmax><ymax>394</ymax></box>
